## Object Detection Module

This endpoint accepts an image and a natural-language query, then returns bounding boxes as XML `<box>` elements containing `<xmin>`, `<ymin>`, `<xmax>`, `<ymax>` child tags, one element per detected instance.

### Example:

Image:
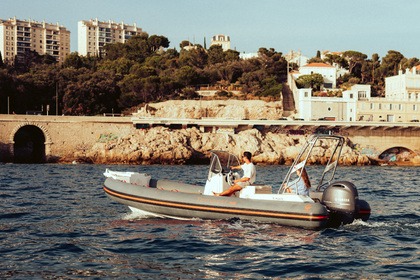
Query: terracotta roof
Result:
<box><xmin>416</xmin><ymin>65</ymin><xmax>420</xmax><ymax>70</ymax></box>
<box><xmin>301</xmin><ymin>62</ymin><xmax>334</xmax><ymax>68</ymax></box>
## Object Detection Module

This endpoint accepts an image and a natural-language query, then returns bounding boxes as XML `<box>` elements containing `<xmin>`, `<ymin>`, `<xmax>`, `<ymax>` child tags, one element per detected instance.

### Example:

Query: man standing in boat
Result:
<box><xmin>215</xmin><ymin>151</ymin><xmax>256</xmax><ymax>196</ymax></box>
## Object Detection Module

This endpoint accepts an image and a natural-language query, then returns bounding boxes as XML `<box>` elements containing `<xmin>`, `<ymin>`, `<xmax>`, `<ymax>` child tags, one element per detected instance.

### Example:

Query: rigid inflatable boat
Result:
<box><xmin>103</xmin><ymin>134</ymin><xmax>371</xmax><ymax>229</ymax></box>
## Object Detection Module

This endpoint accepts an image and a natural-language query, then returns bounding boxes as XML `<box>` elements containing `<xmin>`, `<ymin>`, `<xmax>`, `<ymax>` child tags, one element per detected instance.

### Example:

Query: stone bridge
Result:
<box><xmin>0</xmin><ymin>114</ymin><xmax>419</xmax><ymax>163</ymax></box>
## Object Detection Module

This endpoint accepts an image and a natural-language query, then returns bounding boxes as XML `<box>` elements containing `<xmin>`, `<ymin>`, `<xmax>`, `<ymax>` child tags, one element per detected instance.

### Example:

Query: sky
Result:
<box><xmin>2</xmin><ymin>0</ymin><xmax>420</xmax><ymax>59</ymax></box>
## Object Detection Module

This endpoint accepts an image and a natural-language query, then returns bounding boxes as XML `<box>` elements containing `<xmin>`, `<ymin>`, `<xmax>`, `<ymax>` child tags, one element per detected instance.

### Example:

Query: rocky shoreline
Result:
<box><xmin>59</xmin><ymin>99</ymin><xmax>419</xmax><ymax>166</ymax></box>
<box><xmin>67</xmin><ymin>126</ymin><xmax>373</xmax><ymax>165</ymax></box>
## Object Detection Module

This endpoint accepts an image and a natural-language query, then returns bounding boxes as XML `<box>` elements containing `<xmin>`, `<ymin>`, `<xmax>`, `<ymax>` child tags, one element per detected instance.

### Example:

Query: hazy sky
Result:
<box><xmin>2</xmin><ymin>0</ymin><xmax>420</xmax><ymax>59</ymax></box>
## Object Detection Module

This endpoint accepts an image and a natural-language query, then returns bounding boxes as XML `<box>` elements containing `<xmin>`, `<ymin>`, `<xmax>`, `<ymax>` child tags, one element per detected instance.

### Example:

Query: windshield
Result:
<box><xmin>208</xmin><ymin>151</ymin><xmax>240</xmax><ymax>179</ymax></box>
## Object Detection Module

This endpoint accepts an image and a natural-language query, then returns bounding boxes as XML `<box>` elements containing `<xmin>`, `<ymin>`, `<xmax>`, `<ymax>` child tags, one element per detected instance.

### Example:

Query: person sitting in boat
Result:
<box><xmin>214</xmin><ymin>151</ymin><xmax>256</xmax><ymax>196</ymax></box>
<box><xmin>284</xmin><ymin>168</ymin><xmax>311</xmax><ymax>195</ymax></box>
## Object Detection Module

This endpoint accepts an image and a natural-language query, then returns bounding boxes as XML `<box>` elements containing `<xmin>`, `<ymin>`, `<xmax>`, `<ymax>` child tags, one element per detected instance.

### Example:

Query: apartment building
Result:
<box><xmin>210</xmin><ymin>34</ymin><xmax>230</xmax><ymax>51</ymax></box>
<box><xmin>78</xmin><ymin>19</ymin><xmax>143</xmax><ymax>56</ymax></box>
<box><xmin>0</xmin><ymin>17</ymin><xmax>70</xmax><ymax>64</ymax></box>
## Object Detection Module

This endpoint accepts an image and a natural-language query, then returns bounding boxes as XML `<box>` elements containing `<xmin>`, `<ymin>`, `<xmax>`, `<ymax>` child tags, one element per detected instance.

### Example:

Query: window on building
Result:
<box><xmin>350</xmin><ymin>93</ymin><xmax>353</xmax><ymax>98</ymax></box>
<box><xmin>399</xmin><ymin>104</ymin><xmax>402</xmax><ymax>110</ymax></box>
<box><xmin>414</xmin><ymin>104</ymin><xmax>418</xmax><ymax>111</ymax></box>
<box><xmin>389</xmin><ymin>104</ymin><xmax>392</xmax><ymax>110</ymax></box>
<box><xmin>370</xmin><ymin>103</ymin><xmax>374</xmax><ymax>110</ymax></box>
<box><xmin>304</xmin><ymin>92</ymin><xmax>308</xmax><ymax>97</ymax></box>
<box><xmin>379</xmin><ymin>104</ymin><xmax>382</xmax><ymax>109</ymax></box>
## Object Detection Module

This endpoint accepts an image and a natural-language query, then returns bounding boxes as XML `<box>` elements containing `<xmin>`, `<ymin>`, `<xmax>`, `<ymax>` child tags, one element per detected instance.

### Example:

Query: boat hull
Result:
<box><xmin>104</xmin><ymin>177</ymin><xmax>330</xmax><ymax>229</ymax></box>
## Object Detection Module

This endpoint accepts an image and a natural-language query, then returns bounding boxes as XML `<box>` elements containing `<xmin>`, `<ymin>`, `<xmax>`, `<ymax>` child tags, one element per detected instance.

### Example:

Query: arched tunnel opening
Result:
<box><xmin>13</xmin><ymin>125</ymin><xmax>46</xmax><ymax>163</ymax></box>
<box><xmin>379</xmin><ymin>146</ymin><xmax>416</xmax><ymax>163</ymax></box>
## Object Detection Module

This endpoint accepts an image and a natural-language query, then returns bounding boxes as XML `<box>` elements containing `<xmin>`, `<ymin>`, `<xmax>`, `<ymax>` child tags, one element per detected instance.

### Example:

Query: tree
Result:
<box><xmin>148</xmin><ymin>35</ymin><xmax>170</xmax><ymax>52</ymax></box>
<box><xmin>62</xmin><ymin>69</ymin><xmax>120</xmax><ymax>115</ymax></box>
<box><xmin>125</xmin><ymin>36</ymin><xmax>151</xmax><ymax>63</ymax></box>
<box><xmin>324</xmin><ymin>53</ymin><xmax>348</xmax><ymax>68</ymax></box>
<box><xmin>179</xmin><ymin>40</ymin><xmax>192</xmax><ymax>49</ymax></box>
<box><xmin>296</xmin><ymin>73</ymin><xmax>324</xmax><ymax>90</ymax></box>
<box><xmin>179</xmin><ymin>47</ymin><xmax>208</xmax><ymax>68</ymax></box>
<box><xmin>224</xmin><ymin>49</ymin><xmax>240</xmax><ymax>62</ymax></box>
<box><xmin>342</xmin><ymin>50</ymin><xmax>367</xmax><ymax>75</ymax></box>
<box><xmin>63</xmin><ymin>52</ymin><xmax>84</xmax><ymax>69</ymax></box>
<box><xmin>103</xmin><ymin>42</ymin><xmax>126</xmax><ymax>60</ymax></box>
<box><xmin>380</xmin><ymin>50</ymin><xmax>404</xmax><ymax>76</ymax></box>
<box><xmin>207</xmin><ymin>45</ymin><xmax>225</xmax><ymax>64</ymax></box>
<box><xmin>0</xmin><ymin>69</ymin><xmax>14</xmax><ymax>113</ymax></box>
<box><xmin>98</xmin><ymin>57</ymin><xmax>134</xmax><ymax>76</ymax></box>
<box><xmin>257</xmin><ymin>77</ymin><xmax>283</xmax><ymax>98</ymax></box>
<box><xmin>401</xmin><ymin>57</ymin><xmax>419</xmax><ymax>70</ymax></box>
<box><xmin>307</xmin><ymin>57</ymin><xmax>323</xmax><ymax>63</ymax></box>
<box><xmin>174</xmin><ymin>66</ymin><xmax>200</xmax><ymax>86</ymax></box>
<box><xmin>371</xmin><ymin>53</ymin><xmax>380</xmax><ymax>84</ymax></box>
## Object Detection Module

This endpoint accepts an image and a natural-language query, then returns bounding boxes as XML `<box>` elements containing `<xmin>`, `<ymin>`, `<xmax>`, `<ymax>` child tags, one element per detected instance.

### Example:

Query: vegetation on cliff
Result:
<box><xmin>0</xmin><ymin>33</ymin><xmax>418</xmax><ymax>116</ymax></box>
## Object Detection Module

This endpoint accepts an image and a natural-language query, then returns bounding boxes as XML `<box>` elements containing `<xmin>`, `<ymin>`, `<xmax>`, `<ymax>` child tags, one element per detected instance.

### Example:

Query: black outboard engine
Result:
<box><xmin>322</xmin><ymin>181</ymin><xmax>359</xmax><ymax>227</ymax></box>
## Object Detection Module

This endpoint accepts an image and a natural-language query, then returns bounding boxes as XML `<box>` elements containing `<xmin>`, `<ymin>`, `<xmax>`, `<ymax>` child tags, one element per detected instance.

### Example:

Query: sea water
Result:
<box><xmin>0</xmin><ymin>164</ymin><xmax>419</xmax><ymax>279</ymax></box>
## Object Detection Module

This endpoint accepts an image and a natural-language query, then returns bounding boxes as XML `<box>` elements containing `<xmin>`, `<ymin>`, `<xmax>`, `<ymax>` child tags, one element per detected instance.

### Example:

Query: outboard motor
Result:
<box><xmin>354</xmin><ymin>199</ymin><xmax>371</xmax><ymax>221</ymax></box>
<box><xmin>322</xmin><ymin>181</ymin><xmax>359</xmax><ymax>227</ymax></box>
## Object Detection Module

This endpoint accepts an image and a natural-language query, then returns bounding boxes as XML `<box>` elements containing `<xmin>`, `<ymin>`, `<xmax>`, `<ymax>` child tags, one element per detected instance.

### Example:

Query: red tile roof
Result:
<box><xmin>301</xmin><ymin>62</ymin><xmax>334</xmax><ymax>68</ymax></box>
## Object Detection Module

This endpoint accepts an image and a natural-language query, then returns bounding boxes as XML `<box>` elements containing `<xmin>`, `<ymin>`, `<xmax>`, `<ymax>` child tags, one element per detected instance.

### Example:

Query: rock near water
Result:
<box><xmin>76</xmin><ymin>126</ymin><xmax>370</xmax><ymax>165</ymax></box>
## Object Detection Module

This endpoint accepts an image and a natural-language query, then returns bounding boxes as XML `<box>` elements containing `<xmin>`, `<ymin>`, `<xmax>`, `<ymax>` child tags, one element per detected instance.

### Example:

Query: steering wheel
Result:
<box><xmin>227</xmin><ymin>170</ymin><xmax>235</xmax><ymax>186</ymax></box>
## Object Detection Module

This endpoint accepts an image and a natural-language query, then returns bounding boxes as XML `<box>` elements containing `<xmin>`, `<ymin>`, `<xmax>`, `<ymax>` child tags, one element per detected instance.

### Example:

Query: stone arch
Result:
<box><xmin>378</xmin><ymin>146</ymin><xmax>416</xmax><ymax>163</ymax></box>
<box><xmin>9</xmin><ymin>123</ymin><xmax>52</xmax><ymax>163</ymax></box>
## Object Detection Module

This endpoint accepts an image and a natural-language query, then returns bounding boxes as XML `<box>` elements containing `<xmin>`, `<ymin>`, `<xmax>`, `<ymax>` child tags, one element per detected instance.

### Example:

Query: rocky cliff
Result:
<box><xmin>134</xmin><ymin>100</ymin><xmax>285</xmax><ymax>120</ymax></box>
<box><xmin>74</xmin><ymin>126</ymin><xmax>371</xmax><ymax>165</ymax></box>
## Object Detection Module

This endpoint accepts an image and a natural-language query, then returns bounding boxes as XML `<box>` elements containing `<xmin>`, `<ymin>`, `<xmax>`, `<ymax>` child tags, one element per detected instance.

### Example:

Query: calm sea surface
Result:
<box><xmin>0</xmin><ymin>164</ymin><xmax>419</xmax><ymax>279</ymax></box>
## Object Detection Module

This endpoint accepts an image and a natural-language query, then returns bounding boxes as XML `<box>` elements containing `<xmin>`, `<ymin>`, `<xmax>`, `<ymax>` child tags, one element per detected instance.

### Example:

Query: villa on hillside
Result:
<box><xmin>293</xmin><ymin>67</ymin><xmax>420</xmax><ymax>122</ymax></box>
<box><xmin>292</xmin><ymin>62</ymin><xmax>337</xmax><ymax>89</ymax></box>
<box><xmin>210</xmin><ymin>34</ymin><xmax>231</xmax><ymax>51</ymax></box>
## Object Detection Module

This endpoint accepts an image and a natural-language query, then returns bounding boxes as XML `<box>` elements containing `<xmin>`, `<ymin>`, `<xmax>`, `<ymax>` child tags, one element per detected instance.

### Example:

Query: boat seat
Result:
<box><xmin>238</xmin><ymin>186</ymin><xmax>255</xmax><ymax>198</ymax></box>
<box><xmin>253</xmin><ymin>184</ymin><xmax>272</xmax><ymax>194</ymax></box>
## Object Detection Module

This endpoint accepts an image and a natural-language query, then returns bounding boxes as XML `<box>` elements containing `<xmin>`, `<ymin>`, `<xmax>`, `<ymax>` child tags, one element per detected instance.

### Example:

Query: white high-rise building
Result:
<box><xmin>78</xmin><ymin>19</ymin><xmax>144</xmax><ymax>56</ymax></box>
<box><xmin>0</xmin><ymin>17</ymin><xmax>70</xmax><ymax>64</ymax></box>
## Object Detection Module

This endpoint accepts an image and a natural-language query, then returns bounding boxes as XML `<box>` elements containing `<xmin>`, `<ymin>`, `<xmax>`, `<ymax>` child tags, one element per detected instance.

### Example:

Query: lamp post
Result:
<box><xmin>7</xmin><ymin>96</ymin><xmax>10</xmax><ymax>114</ymax></box>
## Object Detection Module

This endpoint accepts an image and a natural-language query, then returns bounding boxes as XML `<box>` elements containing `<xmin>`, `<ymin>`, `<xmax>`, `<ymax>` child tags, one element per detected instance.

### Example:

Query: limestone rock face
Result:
<box><xmin>77</xmin><ymin>126</ymin><xmax>371</xmax><ymax>165</ymax></box>
<box><xmin>134</xmin><ymin>100</ymin><xmax>284</xmax><ymax>120</ymax></box>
